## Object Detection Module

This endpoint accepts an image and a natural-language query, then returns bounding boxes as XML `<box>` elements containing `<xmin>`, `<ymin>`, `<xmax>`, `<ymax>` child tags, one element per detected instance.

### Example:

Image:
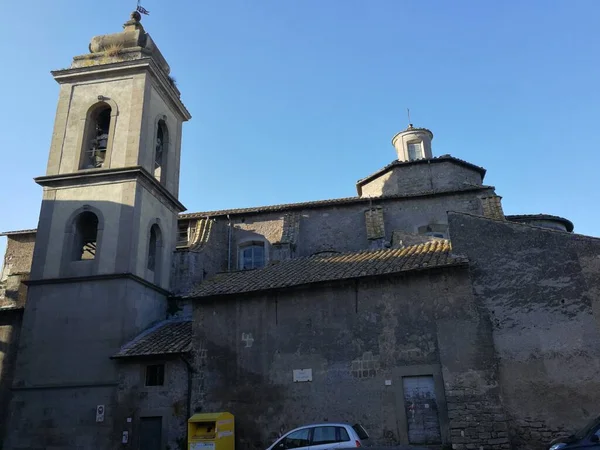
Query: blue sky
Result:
<box><xmin>1</xmin><ymin>0</ymin><xmax>599</xmax><ymax>259</ymax></box>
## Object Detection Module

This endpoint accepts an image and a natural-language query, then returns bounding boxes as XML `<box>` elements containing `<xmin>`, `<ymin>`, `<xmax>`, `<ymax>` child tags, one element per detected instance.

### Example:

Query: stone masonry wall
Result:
<box><xmin>0</xmin><ymin>233</ymin><xmax>33</xmax><ymax>445</ymax></box>
<box><xmin>116</xmin><ymin>358</ymin><xmax>189</xmax><ymax>450</ymax></box>
<box><xmin>0</xmin><ymin>233</ymin><xmax>35</xmax><ymax>309</ymax></box>
<box><xmin>449</xmin><ymin>212</ymin><xmax>600</xmax><ymax>450</ymax></box>
<box><xmin>174</xmin><ymin>189</ymin><xmax>492</xmax><ymax>286</ymax></box>
<box><xmin>0</xmin><ymin>309</ymin><xmax>22</xmax><ymax>447</ymax></box>
<box><xmin>191</xmin><ymin>268</ymin><xmax>506</xmax><ymax>450</ymax></box>
<box><xmin>359</xmin><ymin>160</ymin><xmax>484</xmax><ymax>197</ymax></box>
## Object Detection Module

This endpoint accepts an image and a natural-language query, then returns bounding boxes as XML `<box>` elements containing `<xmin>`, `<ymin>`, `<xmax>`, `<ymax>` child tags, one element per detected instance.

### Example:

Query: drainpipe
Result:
<box><xmin>227</xmin><ymin>214</ymin><xmax>232</xmax><ymax>272</ymax></box>
<box><xmin>180</xmin><ymin>354</ymin><xmax>194</xmax><ymax>421</ymax></box>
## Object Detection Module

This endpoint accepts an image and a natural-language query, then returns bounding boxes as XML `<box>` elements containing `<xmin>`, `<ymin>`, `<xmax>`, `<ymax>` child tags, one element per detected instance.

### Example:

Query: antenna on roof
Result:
<box><xmin>407</xmin><ymin>108</ymin><xmax>413</xmax><ymax>128</ymax></box>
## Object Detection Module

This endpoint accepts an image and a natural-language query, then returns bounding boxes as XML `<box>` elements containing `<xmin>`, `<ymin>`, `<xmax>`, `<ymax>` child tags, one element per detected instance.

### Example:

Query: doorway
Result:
<box><xmin>402</xmin><ymin>376</ymin><xmax>442</xmax><ymax>444</ymax></box>
<box><xmin>140</xmin><ymin>416</ymin><xmax>162</xmax><ymax>450</ymax></box>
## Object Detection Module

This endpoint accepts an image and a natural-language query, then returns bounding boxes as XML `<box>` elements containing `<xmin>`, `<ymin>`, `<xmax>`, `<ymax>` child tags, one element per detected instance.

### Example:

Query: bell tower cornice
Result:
<box><xmin>51</xmin><ymin>58</ymin><xmax>191</xmax><ymax>122</ymax></box>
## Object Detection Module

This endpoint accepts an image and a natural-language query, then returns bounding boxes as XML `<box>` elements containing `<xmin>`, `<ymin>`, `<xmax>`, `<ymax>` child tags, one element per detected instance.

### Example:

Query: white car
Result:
<box><xmin>266</xmin><ymin>423</ymin><xmax>369</xmax><ymax>450</ymax></box>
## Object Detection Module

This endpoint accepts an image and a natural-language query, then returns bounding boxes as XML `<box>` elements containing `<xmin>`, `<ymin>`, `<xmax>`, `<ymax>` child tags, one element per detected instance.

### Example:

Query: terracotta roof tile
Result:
<box><xmin>112</xmin><ymin>320</ymin><xmax>192</xmax><ymax>359</ymax></box>
<box><xmin>182</xmin><ymin>241</ymin><xmax>468</xmax><ymax>299</ymax></box>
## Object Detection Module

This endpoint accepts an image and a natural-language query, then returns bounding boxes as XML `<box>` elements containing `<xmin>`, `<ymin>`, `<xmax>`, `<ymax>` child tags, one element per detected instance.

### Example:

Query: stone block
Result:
<box><xmin>493</xmin><ymin>422</ymin><xmax>507</xmax><ymax>431</ymax></box>
<box><xmin>488</xmin><ymin>438</ymin><xmax>509</xmax><ymax>445</ymax></box>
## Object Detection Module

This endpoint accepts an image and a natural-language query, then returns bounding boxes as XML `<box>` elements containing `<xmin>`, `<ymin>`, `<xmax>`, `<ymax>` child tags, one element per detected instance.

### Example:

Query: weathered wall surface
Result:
<box><xmin>0</xmin><ymin>233</ymin><xmax>33</xmax><ymax>445</ymax></box>
<box><xmin>0</xmin><ymin>309</ymin><xmax>22</xmax><ymax>447</ymax></box>
<box><xmin>116</xmin><ymin>358</ymin><xmax>189</xmax><ymax>450</ymax></box>
<box><xmin>174</xmin><ymin>189</ymin><xmax>492</xmax><ymax>284</ymax></box>
<box><xmin>5</xmin><ymin>278</ymin><xmax>167</xmax><ymax>449</ymax></box>
<box><xmin>359</xmin><ymin>160</ymin><xmax>484</xmax><ymax>197</ymax></box>
<box><xmin>449</xmin><ymin>212</ymin><xmax>600</xmax><ymax>449</ymax></box>
<box><xmin>0</xmin><ymin>233</ymin><xmax>35</xmax><ymax>309</ymax></box>
<box><xmin>191</xmin><ymin>268</ymin><xmax>506</xmax><ymax>450</ymax></box>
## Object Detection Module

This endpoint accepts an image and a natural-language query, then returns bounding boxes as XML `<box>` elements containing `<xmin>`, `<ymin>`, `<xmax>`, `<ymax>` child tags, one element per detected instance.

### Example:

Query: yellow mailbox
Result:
<box><xmin>188</xmin><ymin>412</ymin><xmax>235</xmax><ymax>450</ymax></box>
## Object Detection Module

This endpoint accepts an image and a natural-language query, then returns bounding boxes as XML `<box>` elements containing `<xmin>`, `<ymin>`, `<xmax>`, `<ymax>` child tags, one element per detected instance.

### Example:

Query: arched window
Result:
<box><xmin>81</xmin><ymin>103</ymin><xmax>112</xmax><ymax>169</ymax></box>
<box><xmin>154</xmin><ymin>120</ymin><xmax>168</xmax><ymax>183</ymax></box>
<box><xmin>73</xmin><ymin>212</ymin><xmax>99</xmax><ymax>260</ymax></box>
<box><xmin>239</xmin><ymin>242</ymin><xmax>265</xmax><ymax>270</ymax></box>
<box><xmin>147</xmin><ymin>224</ymin><xmax>162</xmax><ymax>272</ymax></box>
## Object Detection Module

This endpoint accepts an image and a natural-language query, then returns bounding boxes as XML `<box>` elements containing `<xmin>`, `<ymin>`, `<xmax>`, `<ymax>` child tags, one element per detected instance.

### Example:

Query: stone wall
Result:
<box><xmin>0</xmin><ymin>233</ymin><xmax>34</xmax><ymax>445</ymax></box>
<box><xmin>0</xmin><ymin>232</ymin><xmax>35</xmax><ymax>309</ymax></box>
<box><xmin>116</xmin><ymin>357</ymin><xmax>189</xmax><ymax>450</ymax></box>
<box><xmin>0</xmin><ymin>309</ymin><xmax>22</xmax><ymax>447</ymax></box>
<box><xmin>174</xmin><ymin>189</ymin><xmax>492</xmax><ymax>284</ymax></box>
<box><xmin>191</xmin><ymin>267</ymin><xmax>506</xmax><ymax>450</ymax></box>
<box><xmin>359</xmin><ymin>159</ymin><xmax>484</xmax><ymax>197</ymax></box>
<box><xmin>5</xmin><ymin>278</ymin><xmax>167</xmax><ymax>449</ymax></box>
<box><xmin>449</xmin><ymin>212</ymin><xmax>600</xmax><ymax>450</ymax></box>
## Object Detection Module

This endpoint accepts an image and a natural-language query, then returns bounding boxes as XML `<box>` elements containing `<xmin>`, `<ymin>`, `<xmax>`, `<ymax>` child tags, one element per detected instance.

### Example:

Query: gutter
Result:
<box><xmin>180</xmin><ymin>354</ymin><xmax>194</xmax><ymax>424</ymax></box>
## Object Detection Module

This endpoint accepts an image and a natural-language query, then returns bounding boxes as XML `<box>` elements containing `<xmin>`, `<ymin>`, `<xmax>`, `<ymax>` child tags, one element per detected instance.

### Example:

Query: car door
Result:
<box><xmin>310</xmin><ymin>426</ymin><xmax>354</xmax><ymax>450</ymax></box>
<box><xmin>272</xmin><ymin>428</ymin><xmax>312</xmax><ymax>450</ymax></box>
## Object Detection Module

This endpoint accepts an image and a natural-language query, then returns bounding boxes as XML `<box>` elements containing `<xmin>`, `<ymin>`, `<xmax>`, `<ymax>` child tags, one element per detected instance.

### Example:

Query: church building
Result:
<box><xmin>1</xmin><ymin>11</ymin><xmax>599</xmax><ymax>450</ymax></box>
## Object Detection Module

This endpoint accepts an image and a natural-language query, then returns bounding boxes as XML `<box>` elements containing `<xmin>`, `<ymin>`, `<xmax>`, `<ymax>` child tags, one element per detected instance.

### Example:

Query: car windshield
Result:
<box><xmin>574</xmin><ymin>415</ymin><xmax>600</xmax><ymax>440</ymax></box>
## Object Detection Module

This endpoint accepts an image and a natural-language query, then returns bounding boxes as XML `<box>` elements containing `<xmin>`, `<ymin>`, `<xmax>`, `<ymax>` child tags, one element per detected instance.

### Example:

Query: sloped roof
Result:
<box><xmin>505</xmin><ymin>214</ymin><xmax>574</xmax><ymax>232</ymax></box>
<box><xmin>0</xmin><ymin>229</ymin><xmax>37</xmax><ymax>237</ymax></box>
<box><xmin>356</xmin><ymin>155</ymin><xmax>487</xmax><ymax>189</ymax></box>
<box><xmin>112</xmin><ymin>320</ymin><xmax>192</xmax><ymax>359</ymax></box>
<box><xmin>182</xmin><ymin>240</ymin><xmax>468</xmax><ymax>299</ymax></box>
<box><xmin>179</xmin><ymin>185</ymin><xmax>493</xmax><ymax>219</ymax></box>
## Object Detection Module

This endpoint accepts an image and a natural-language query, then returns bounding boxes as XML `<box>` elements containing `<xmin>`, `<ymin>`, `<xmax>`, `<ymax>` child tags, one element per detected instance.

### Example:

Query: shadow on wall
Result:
<box><xmin>2</xmin><ymin>197</ymin><xmax>176</xmax><ymax>449</ymax></box>
<box><xmin>0</xmin><ymin>310</ymin><xmax>22</xmax><ymax>445</ymax></box>
<box><xmin>192</xmin><ymin>337</ymin><xmax>287</xmax><ymax>450</ymax></box>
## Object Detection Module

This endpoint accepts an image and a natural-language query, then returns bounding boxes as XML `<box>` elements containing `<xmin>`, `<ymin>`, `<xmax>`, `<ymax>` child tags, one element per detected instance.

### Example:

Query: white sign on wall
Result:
<box><xmin>293</xmin><ymin>369</ymin><xmax>313</xmax><ymax>382</ymax></box>
<box><xmin>96</xmin><ymin>405</ymin><xmax>105</xmax><ymax>423</ymax></box>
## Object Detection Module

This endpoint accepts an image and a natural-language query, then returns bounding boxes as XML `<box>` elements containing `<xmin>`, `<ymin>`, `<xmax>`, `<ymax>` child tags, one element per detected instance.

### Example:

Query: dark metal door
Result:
<box><xmin>402</xmin><ymin>376</ymin><xmax>442</xmax><ymax>444</ymax></box>
<box><xmin>140</xmin><ymin>416</ymin><xmax>162</xmax><ymax>450</ymax></box>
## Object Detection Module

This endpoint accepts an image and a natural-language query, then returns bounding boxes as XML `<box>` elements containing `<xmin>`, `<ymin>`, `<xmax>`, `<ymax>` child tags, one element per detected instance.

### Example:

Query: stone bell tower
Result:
<box><xmin>5</xmin><ymin>11</ymin><xmax>191</xmax><ymax>448</ymax></box>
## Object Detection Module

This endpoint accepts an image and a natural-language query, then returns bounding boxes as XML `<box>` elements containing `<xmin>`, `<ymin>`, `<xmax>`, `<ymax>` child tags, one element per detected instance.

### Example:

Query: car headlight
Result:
<box><xmin>549</xmin><ymin>443</ymin><xmax>567</xmax><ymax>450</ymax></box>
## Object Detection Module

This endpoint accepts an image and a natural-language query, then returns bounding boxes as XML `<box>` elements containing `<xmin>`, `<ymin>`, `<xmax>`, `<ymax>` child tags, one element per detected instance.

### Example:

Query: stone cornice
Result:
<box><xmin>51</xmin><ymin>58</ymin><xmax>191</xmax><ymax>121</ymax></box>
<box><xmin>34</xmin><ymin>166</ymin><xmax>186</xmax><ymax>213</ymax></box>
<box><xmin>25</xmin><ymin>272</ymin><xmax>171</xmax><ymax>296</ymax></box>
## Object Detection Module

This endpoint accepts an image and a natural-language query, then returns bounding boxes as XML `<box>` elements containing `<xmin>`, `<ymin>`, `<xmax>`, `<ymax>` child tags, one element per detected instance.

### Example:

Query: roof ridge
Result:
<box><xmin>179</xmin><ymin>186</ymin><xmax>494</xmax><ymax>219</ymax></box>
<box><xmin>449</xmin><ymin>211</ymin><xmax>594</xmax><ymax>240</ymax></box>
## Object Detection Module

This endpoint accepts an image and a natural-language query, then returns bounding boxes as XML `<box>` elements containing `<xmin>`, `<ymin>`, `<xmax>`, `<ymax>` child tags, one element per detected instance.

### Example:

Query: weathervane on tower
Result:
<box><xmin>136</xmin><ymin>0</ymin><xmax>150</xmax><ymax>16</ymax></box>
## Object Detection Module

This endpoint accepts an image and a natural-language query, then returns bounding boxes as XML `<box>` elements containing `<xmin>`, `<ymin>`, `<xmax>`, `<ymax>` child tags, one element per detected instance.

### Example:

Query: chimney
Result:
<box><xmin>481</xmin><ymin>195</ymin><xmax>506</xmax><ymax>220</ymax></box>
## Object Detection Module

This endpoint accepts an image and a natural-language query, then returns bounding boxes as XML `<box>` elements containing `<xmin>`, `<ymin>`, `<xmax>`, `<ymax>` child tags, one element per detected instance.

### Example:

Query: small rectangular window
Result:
<box><xmin>145</xmin><ymin>364</ymin><xmax>165</xmax><ymax>386</ymax></box>
<box><xmin>407</xmin><ymin>142</ymin><xmax>423</xmax><ymax>160</ymax></box>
